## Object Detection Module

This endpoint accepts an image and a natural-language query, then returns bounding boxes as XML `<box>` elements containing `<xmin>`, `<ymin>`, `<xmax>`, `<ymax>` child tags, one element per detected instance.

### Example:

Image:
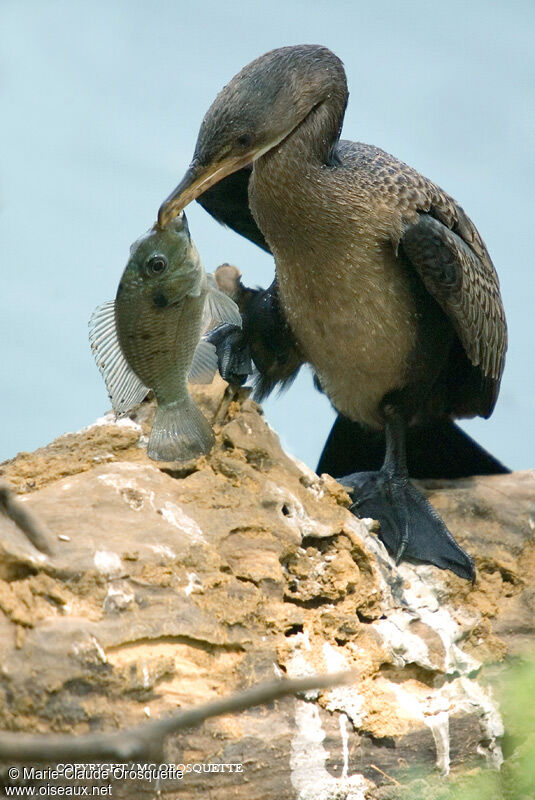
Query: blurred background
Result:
<box><xmin>1</xmin><ymin>0</ymin><xmax>533</xmax><ymax>470</ymax></box>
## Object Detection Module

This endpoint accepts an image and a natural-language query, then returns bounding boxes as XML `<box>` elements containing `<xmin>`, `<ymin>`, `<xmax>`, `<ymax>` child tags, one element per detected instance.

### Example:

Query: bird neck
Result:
<box><xmin>267</xmin><ymin>81</ymin><xmax>347</xmax><ymax>168</ymax></box>
<box><xmin>249</xmin><ymin>85</ymin><xmax>347</xmax><ymax>254</ymax></box>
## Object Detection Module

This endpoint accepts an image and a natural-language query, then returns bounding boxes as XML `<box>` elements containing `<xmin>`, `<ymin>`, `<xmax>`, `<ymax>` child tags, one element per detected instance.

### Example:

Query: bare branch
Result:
<box><xmin>0</xmin><ymin>671</ymin><xmax>350</xmax><ymax>764</ymax></box>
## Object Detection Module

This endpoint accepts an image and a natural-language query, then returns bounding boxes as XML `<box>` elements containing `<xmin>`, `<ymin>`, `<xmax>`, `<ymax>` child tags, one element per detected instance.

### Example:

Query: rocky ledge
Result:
<box><xmin>0</xmin><ymin>379</ymin><xmax>533</xmax><ymax>799</ymax></box>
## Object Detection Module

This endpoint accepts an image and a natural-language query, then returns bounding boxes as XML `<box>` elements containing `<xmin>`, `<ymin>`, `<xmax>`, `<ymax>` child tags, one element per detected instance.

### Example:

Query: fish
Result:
<box><xmin>89</xmin><ymin>212</ymin><xmax>242</xmax><ymax>461</ymax></box>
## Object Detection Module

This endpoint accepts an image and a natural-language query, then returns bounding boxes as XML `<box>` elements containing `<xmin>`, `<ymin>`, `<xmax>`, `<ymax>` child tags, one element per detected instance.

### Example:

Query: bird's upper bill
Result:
<box><xmin>158</xmin><ymin>153</ymin><xmax>256</xmax><ymax>229</ymax></box>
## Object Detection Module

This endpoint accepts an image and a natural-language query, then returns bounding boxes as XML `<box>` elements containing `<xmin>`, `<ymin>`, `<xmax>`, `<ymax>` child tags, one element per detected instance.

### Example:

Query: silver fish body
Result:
<box><xmin>89</xmin><ymin>213</ymin><xmax>241</xmax><ymax>461</ymax></box>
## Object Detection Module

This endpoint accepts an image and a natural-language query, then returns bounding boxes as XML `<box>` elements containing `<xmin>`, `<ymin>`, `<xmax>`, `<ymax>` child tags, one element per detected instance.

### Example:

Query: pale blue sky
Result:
<box><xmin>1</xmin><ymin>0</ymin><xmax>534</xmax><ymax>469</ymax></box>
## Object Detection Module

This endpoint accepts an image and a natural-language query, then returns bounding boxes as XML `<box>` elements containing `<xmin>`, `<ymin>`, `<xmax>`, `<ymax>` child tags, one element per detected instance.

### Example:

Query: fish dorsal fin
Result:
<box><xmin>188</xmin><ymin>339</ymin><xmax>219</xmax><ymax>384</ymax></box>
<box><xmin>201</xmin><ymin>280</ymin><xmax>242</xmax><ymax>334</ymax></box>
<box><xmin>88</xmin><ymin>300</ymin><xmax>149</xmax><ymax>414</ymax></box>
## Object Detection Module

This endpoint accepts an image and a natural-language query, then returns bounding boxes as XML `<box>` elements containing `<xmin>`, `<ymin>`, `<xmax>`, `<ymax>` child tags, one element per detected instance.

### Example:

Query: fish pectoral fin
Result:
<box><xmin>188</xmin><ymin>339</ymin><xmax>219</xmax><ymax>384</ymax></box>
<box><xmin>201</xmin><ymin>284</ymin><xmax>242</xmax><ymax>334</ymax></box>
<box><xmin>88</xmin><ymin>300</ymin><xmax>149</xmax><ymax>414</ymax></box>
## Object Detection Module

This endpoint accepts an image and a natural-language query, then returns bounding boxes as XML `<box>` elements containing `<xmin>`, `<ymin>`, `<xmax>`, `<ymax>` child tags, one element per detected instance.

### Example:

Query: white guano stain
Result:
<box><xmin>427</xmin><ymin>711</ymin><xmax>450</xmax><ymax>775</ymax></box>
<box><xmin>374</xmin><ymin>611</ymin><xmax>432</xmax><ymax>669</ymax></box>
<box><xmin>148</xmin><ymin>543</ymin><xmax>176</xmax><ymax>561</ymax></box>
<box><xmin>91</xmin><ymin>637</ymin><xmax>107</xmax><ymax>663</ymax></box>
<box><xmin>285</xmin><ymin>631</ymin><xmax>320</xmax><ymax>700</ymax></box>
<box><xmin>372</xmin><ymin>563</ymin><xmax>503</xmax><ymax>773</ymax></box>
<box><xmin>388</xmin><ymin>680</ymin><xmax>452</xmax><ymax>774</ymax></box>
<box><xmin>286</xmin><ymin>635</ymin><xmax>368</xmax><ymax>794</ymax></box>
<box><xmin>97</xmin><ymin>472</ymin><xmax>150</xmax><ymax>511</ymax></box>
<box><xmin>339</xmin><ymin>713</ymin><xmax>350</xmax><ymax>780</ymax></box>
<box><xmin>272</xmin><ymin>662</ymin><xmax>283</xmax><ymax>679</ymax></box>
<box><xmin>94</xmin><ymin>549</ymin><xmax>123</xmax><ymax>577</ymax></box>
<box><xmin>103</xmin><ymin>585</ymin><xmax>134</xmax><ymax>613</ymax></box>
<box><xmin>388</xmin><ymin>673</ymin><xmax>504</xmax><ymax>774</ymax></box>
<box><xmin>285</xmin><ymin>510</ymin><xmax>504</xmax><ymax>781</ymax></box>
<box><xmin>158</xmin><ymin>502</ymin><xmax>205</xmax><ymax>542</ymax></box>
<box><xmin>142</xmin><ymin>663</ymin><xmax>150</xmax><ymax>689</ymax></box>
<box><xmin>184</xmin><ymin>572</ymin><xmax>203</xmax><ymax>596</ymax></box>
<box><xmin>73</xmin><ymin>636</ymin><xmax>107</xmax><ymax>664</ymax></box>
<box><xmin>396</xmin><ymin>563</ymin><xmax>481</xmax><ymax>674</ymax></box>
<box><xmin>290</xmin><ymin>701</ymin><xmax>368</xmax><ymax>800</ymax></box>
<box><xmin>81</xmin><ymin>413</ymin><xmax>142</xmax><ymax>434</ymax></box>
<box><xmin>321</xmin><ymin>643</ymin><xmax>365</xmax><ymax>727</ymax></box>
<box><xmin>96</xmin><ymin>468</ymin><xmax>206</xmax><ymax>543</ymax></box>
<box><xmin>458</xmin><ymin>676</ymin><xmax>504</xmax><ymax>768</ymax></box>
<box><xmin>29</xmin><ymin>552</ymin><xmax>49</xmax><ymax>565</ymax></box>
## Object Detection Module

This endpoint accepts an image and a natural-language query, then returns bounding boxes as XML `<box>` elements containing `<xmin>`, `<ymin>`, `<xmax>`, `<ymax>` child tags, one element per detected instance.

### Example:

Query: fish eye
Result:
<box><xmin>146</xmin><ymin>255</ymin><xmax>168</xmax><ymax>276</ymax></box>
<box><xmin>236</xmin><ymin>133</ymin><xmax>253</xmax><ymax>148</ymax></box>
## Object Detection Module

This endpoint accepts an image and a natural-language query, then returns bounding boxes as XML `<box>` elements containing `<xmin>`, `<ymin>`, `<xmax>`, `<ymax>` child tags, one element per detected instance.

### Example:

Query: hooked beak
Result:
<box><xmin>158</xmin><ymin>153</ymin><xmax>256</xmax><ymax>229</ymax></box>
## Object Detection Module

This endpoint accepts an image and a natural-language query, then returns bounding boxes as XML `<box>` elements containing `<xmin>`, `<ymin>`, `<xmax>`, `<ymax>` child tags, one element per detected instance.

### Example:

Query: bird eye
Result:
<box><xmin>146</xmin><ymin>255</ymin><xmax>168</xmax><ymax>275</ymax></box>
<box><xmin>236</xmin><ymin>133</ymin><xmax>253</xmax><ymax>148</ymax></box>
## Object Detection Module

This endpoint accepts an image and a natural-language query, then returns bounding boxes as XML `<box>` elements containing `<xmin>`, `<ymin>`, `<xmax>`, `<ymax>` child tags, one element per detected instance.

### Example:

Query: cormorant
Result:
<box><xmin>158</xmin><ymin>45</ymin><xmax>508</xmax><ymax>580</ymax></box>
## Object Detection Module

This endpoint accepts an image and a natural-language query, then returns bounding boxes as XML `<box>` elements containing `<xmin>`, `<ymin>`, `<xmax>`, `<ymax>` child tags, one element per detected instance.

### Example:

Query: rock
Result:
<box><xmin>420</xmin><ymin>471</ymin><xmax>535</xmax><ymax>661</ymax></box>
<box><xmin>0</xmin><ymin>379</ymin><xmax>533</xmax><ymax>799</ymax></box>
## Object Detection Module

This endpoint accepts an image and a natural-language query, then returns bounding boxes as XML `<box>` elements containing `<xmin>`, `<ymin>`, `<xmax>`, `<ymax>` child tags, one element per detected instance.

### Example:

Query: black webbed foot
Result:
<box><xmin>339</xmin><ymin>405</ymin><xmax>476</xmax><ymax>582</ymax></box>
<box><xmin>206</xmin><ymin>323</ymin><xmax>252</xmax><ymax>386</ymax></box>
<box><xmin>341</xmin><ymin>469</ymin><xmax>475</xmax><ymax>581</ymax></box>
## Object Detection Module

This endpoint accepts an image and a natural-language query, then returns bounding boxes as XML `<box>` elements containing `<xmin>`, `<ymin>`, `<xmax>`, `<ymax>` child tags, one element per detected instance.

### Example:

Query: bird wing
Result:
<box><xmin>337</xmin><ymin>142</ymin><xmax>507</xmax><ymax>387</ymax></box>
<box><xmin>400</xmin><ymin>213</ymin><xmax>507</xmax><ymax>384</ymax></box>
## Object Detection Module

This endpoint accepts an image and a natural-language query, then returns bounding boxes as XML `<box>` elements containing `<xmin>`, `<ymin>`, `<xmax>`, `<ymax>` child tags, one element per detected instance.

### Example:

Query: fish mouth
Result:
<box><xmin>158</xmin><ymin>153</ymin><xmax>257</xmax><ymax>229</ymax></box>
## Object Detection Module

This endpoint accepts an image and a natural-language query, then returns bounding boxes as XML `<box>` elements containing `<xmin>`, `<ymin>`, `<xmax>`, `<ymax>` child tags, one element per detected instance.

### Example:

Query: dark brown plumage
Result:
<box><xmin>158</xmin><ymin>45</ymin><xmax>508</xmax><ymax>580</ymax></box>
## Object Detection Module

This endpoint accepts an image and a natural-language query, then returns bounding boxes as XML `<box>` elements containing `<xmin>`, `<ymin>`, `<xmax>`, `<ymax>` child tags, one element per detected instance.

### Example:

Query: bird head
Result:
<box><xmin>158</xmin><ymin>45</ymin><xmax>346</xmax><ymax>228</ymax></box>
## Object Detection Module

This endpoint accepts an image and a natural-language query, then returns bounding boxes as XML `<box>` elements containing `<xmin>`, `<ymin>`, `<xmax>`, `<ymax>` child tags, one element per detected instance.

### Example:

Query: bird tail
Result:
<box><xmin>147</xmin><ymin>396</ymin><xmax>215</xmax><ymax>462</ymax></box>
<box><xmin>317</xmin><ymin>417</ymin><xmax>509</xmax><ymax>480</ymax></box>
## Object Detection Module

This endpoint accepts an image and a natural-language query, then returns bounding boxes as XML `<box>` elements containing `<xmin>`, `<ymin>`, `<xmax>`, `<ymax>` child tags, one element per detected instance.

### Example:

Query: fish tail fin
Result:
<box><xmin>147</xmin><ymin>397</ymin><xmax>215</xmax><ymax>462</ymax></box>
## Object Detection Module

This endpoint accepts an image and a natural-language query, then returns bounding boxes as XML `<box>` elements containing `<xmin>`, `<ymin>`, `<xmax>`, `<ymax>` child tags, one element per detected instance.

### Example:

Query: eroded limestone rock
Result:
<box><xmin>0</xmin><ymin>379</ymin><xmax>533</xmax><ymax>799</ymax></box>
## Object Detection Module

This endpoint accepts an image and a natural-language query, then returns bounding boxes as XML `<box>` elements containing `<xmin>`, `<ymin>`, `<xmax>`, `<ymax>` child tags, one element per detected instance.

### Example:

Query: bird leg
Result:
<box><xmin>341</xmin><ymin>406</ymin><xmax>475</xmax><ymax>581</ymax></box>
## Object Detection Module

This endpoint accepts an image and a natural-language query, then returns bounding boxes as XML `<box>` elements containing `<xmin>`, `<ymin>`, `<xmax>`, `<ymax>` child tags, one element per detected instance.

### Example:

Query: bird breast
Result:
<box><xmin>250</xmin><ymin>163</ymin><xmax>419</xmax><ymax>428</ymax></box>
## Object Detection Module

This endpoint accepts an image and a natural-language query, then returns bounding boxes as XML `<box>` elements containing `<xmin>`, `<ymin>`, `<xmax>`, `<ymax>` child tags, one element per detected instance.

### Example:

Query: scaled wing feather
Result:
<box><xmin>400</xmin><ymin>214</ymin><xmax>507</xmax><ymax>384</ymax></box>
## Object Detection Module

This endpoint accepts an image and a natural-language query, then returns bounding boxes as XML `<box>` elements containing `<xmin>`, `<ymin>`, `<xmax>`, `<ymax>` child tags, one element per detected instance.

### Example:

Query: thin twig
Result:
<box><xmin>0</xmin><ymin>671</ymin><xmax>350</xmax><ymax>764</ymax></box>
<box><xmin>0</xmin><ymin>481</ymin><xmax>54</xmax><ymax>556</ymax></box>
<box><xmin>369</xmin><ymin>764</ymin><xmax>401</xmax><ymax>786</ymax></box>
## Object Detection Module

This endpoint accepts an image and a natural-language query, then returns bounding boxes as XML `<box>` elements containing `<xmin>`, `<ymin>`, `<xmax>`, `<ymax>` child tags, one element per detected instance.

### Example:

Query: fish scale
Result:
<box><xmin>89</xmin><ymin>213</ymin><xmax>242</xmax><ymax>461</ymax></box>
